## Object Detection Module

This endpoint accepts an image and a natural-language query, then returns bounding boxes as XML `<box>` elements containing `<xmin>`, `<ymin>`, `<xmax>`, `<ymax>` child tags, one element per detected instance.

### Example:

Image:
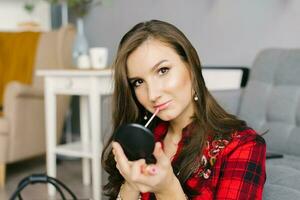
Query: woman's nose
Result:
<box><xmin>147</xmin><ymin>83</ymin><xmax>161</xmax><ymax>102</ymax></box>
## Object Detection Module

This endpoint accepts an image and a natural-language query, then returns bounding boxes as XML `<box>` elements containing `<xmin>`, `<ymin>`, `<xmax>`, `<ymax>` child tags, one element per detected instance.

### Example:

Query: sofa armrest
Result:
<box><xmin>4</xmin><ymin>81</ymin><xmax>43</xmax><ymax>98</ymax></box>
<box><xmin>2</xmin><ymin>81</ymin><xmax>46</xmax><ymax>161</ymax></box>
<box><xmin>3</xmin><ymin>81</ymin><xmax>43</xmax><ymax>116</ymax></box>
<box><xmin>210</xmin><ymin>89</ymin><xmax>244</xmax><ymax>115</ymax></box>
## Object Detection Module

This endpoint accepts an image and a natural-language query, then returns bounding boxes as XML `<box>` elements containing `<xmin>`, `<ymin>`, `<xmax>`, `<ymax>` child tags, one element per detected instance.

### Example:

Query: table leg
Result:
<box><xmin>80</xmin><ymin>96</ymin><xmax>91</xmax><ymax>185</ymax></box>
<box><xmin>89</xmin><ymin>90</ymin><xmax>101</xmax><ymax>200</ymax></box>
<box><xmin>45</xmin><ymin>78</ymin><xmax>57</xmax><ymax>196</ymax></box>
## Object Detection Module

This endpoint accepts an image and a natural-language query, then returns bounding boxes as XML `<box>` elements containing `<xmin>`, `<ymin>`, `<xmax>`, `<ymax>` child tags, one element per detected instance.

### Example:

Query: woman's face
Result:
<box><xmin>127</xmin><ymin>39</ymin><xmax>195</xmax><ymax>122</ymax></box>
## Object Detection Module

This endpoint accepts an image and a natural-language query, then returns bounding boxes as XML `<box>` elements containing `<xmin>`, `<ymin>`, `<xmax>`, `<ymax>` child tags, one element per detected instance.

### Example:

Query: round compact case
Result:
<box><xmin>113</xmin><ymin>123</ymin><xmax>156</xmax><ymax>164</ymax></box>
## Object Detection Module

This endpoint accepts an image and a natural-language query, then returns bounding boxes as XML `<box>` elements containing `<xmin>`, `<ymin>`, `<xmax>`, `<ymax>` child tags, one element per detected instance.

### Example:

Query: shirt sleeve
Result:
<box><xmin>214</xmin><ymin>135</ymin><xmax>266</xmax><ymax>200</ymax></box>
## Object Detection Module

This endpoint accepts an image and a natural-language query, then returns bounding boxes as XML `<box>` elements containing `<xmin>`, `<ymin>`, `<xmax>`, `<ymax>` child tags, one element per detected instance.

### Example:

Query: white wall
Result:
<box><xmin>85</xmin><ymin>0</ymin><xmax>300</xmax><ymax>67</ymax></box>
<box><xmin>0</xmin><ymin>1</ymin><xmax>51</xmax><ymax>31</ymax></box>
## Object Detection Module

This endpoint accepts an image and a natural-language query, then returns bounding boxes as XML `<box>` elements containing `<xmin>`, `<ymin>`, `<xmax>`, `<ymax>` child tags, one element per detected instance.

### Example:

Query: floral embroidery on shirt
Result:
<box><xmin>195</xmin><ymin>131</ymin><xmax>239</xmax><ymax>179</ymax></box>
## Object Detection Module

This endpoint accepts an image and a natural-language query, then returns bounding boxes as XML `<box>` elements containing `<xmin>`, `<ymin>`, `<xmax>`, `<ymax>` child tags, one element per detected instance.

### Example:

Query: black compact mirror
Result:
<box><xmin>113</xmin><ymin>123</ymin><xmax>156</xmax><ymax>164</ymax></box>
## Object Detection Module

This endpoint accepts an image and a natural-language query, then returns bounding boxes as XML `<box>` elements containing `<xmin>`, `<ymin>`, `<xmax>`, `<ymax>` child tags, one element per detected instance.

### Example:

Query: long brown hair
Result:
<box><xmin>101</xmin><ymin>20</ymin><xmax>246</xmax><ymax>199</ymax></box>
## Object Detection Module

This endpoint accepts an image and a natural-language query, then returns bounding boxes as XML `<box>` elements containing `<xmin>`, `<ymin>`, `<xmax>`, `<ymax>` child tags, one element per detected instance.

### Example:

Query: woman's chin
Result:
<box><xmin>157</xmin><ymin>113</ymin><xmax>176</xmax><ymax>121</ymax></box>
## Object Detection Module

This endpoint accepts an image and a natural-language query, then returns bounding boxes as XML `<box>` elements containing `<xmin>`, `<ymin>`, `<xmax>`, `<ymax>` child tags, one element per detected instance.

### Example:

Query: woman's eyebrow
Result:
<box><xmin>151</xmin><ymin>59</ymin><xmax>168</xmax><ymax>72</ymax></box>
<box><xmin>128</xmin><ymin>59</ymin><xmax>168</xmax><ymax>81</ymax></box>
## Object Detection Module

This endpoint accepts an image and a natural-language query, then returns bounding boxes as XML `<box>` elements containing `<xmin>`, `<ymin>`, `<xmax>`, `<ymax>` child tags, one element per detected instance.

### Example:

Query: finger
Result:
<box><xmin>113</xmin><ymin>149</ymin><xmax>133</xmax><ymax>166</ymax></box>
<box><xmin>112</xmin><ymin>142</ymin><xmax>130</xmax><ymax>173</ymax></box>
<box><xmin>128</xmin><ymin>161</ymin><xmax>134</xmax><ymax>166</ymax></box>
<box><xmin>112</xmin><ymin>142</ymin><xmax>128</xmax><ymax>161</ymax></box>
<box><xmin>116</xmin><ymin>163</ymin><xmax>126</xmax><ymax>174</ymax></box>
<box><xmin>153</xmin><ymin>142</ymin><xmax>168</xmax><ymax>165</ymax></box>
<box><xmin>130</xmin><ymin>159</ymin><xmax>146</xmax><ymax>181</ymax></box>
<box><xmin>116</xmin><ymin>163</ymin><xmax>121</xmax><ymax>172</ymax></box>
<box><xmin>134</xmin><ymin>166</ymin><xmax>159</xmax><ymax>185</ymax></box>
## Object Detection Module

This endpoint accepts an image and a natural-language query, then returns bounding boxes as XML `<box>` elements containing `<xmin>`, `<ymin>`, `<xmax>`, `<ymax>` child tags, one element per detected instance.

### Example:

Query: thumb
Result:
<box><xmin>153</xmin><ymin>142</ymin><xmax>167</xmax><ymax>163</ymax></box>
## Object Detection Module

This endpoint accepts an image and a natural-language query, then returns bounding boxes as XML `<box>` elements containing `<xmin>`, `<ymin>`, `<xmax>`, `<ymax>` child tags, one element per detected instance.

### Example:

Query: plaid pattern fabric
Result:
<box><xmin>141</xmin><ymin>122</ymin><xmax>266</xmax><ymax>200</ymax></box>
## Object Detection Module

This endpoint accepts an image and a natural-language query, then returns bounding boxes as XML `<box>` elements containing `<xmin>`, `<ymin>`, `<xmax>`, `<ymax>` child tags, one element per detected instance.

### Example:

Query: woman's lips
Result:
<box><xmin>154</xmin><ymin>100</ymin><xmax>172</xmax><ymax>111</ymax></box>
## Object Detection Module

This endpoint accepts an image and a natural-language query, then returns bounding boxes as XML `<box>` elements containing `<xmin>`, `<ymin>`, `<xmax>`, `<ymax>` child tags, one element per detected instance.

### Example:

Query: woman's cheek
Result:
<box><xmin>135</xmin><ymin>89</ymin><xmax>148</xmax><ymax>108</ymax></box>
<box><xmin>163</xmin><ymin>73</ymin><xmax>184</xmax><ymax>91</ymax></box>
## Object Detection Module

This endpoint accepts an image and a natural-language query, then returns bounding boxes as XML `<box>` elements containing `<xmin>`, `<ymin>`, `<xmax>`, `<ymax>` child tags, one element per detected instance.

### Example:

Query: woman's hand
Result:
<box><xmin>112</xmin><ymin>141</ymin><xmax>176</xmax><ymax>194</ymax></box>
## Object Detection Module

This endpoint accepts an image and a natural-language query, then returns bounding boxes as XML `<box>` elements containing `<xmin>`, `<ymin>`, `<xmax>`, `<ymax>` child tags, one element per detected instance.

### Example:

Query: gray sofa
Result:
<box><xmin>212</xmin><ymin>48</ymin><xmax>300</xmax><ymax>199</ymax></box>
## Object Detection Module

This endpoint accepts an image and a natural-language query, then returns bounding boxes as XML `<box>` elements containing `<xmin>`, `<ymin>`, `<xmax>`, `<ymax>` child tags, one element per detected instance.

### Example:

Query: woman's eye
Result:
<box><xmin>158</xmin><ymin>67</ymin><xmax>169</xmax><ymax>75</ymax></box>
<box><xmin>132</xmin><ymin>79</ymin><xmax>143</xmax><ymax>87</ymax></box>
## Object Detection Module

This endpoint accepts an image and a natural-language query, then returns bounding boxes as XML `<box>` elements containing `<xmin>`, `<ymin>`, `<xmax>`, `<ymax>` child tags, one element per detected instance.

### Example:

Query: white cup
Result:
<box><xmin>77</xmin><ymin>54</ymin><xmax>91</xmax><ymax>69</ymax></box>
<box><xmin>89</xmin><ymin>47</ymin><xmax>108</xmax><ymax>69</ymax></box>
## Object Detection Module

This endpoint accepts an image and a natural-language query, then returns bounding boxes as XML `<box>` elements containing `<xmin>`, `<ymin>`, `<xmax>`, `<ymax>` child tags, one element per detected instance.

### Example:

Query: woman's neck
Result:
<box><xmin>168</xmin><ymin>102</ymin><xmax>195</xmax><ymax>136</ymax></box>
<box><xmin>169</xmin><ymin>116</ymin><xmax>193</xmax><ymax>136</ymax></box>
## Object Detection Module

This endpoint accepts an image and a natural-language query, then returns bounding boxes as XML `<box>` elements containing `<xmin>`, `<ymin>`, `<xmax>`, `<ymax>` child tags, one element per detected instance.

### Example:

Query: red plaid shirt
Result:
<box><xmin>141</xmin><ymin>122</ymin><xmax>266</xmax><ymax>200</ymax></box>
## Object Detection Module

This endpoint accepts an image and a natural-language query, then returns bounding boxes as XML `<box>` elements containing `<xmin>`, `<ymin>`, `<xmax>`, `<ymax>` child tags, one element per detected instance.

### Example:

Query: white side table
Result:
<box><xmin>37</xmin><ymin>69</ymin><xmax>113</xmax><ymax>200</ymax></box>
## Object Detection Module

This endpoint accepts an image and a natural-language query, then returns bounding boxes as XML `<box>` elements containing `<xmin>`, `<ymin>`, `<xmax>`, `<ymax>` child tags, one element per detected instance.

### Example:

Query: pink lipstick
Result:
<box><xmin>154</xmin><ymin>101</ymin><xmax>171</xmax><ymax>111</ymax></box>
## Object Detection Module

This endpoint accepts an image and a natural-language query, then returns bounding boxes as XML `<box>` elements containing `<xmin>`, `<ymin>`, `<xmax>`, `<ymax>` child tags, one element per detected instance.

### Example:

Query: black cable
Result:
<box><xmin>9</xmin><ymin>174</ymin><xmax>78</xmax><ymax>200</ymax></box>
<box><xmin>12</xmin><ymin>179</ymin><xmax>66</xmax><ymax>200</ymax></box>
<box><xmin>9</xmin><ymin>181</ymin><xmax>28</xmax><ymax>200</ymax></box>
<box><xmin>48</xmin><ymin>176</ymin><xmax>78</xmax><ymax>200</ymax></box>
<box><xmin>47</xmin><ymin>179</ymin><xmax>67</xmax><ymax>200</ymax></box>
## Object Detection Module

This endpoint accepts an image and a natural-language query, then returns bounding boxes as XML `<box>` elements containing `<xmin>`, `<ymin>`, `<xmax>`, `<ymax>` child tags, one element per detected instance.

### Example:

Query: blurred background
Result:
<box><xmin>1</xmin><ymin>0</ymin><xmax>300</xmax><ymax>66</ymax></box>
<box><xmin>1</xmin><ymin>0</ymin><xmax>300</xmax><ymax>199</ymax></box>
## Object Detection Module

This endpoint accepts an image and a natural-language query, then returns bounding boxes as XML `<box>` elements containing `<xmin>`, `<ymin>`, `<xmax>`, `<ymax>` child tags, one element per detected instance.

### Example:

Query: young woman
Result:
<box><xmin>101</xmin><ymin>20</ymin><xmax>266</xmax><ymax>200</ymax></box>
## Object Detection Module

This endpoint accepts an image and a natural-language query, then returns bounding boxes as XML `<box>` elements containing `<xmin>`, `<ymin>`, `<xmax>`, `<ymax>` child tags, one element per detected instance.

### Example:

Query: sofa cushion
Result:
<box><xmin>264</xmin><ymin>155</ymin><xmax>300</xmax><ymax>199</ymax></box>
<box><xmin>263</xmin><ymin>184</ymin><xmax>300</xmax><ymax>200</ymax></box>
<box><xmin>238</xmin><ymin>49</ymin><xmax>300</xmax><ymax>156</ymax></box>
<box><xmin>210</xmin><ymin>49</ymin><xmax>300</xmax><ymax>199</ymax></box>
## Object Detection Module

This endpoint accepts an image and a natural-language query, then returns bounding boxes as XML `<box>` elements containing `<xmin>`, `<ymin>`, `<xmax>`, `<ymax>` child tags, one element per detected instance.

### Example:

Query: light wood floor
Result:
<box><xmin>0</xmin><ymin>156</ymin><xmax>108</xmax><ymax>200</ymax></box>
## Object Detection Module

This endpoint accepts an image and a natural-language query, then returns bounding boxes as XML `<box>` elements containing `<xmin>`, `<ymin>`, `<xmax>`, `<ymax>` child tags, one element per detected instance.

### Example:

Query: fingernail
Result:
<box><xmin>148</xmin><ymin>166</ymin><xmax>158</xmax><ymax>175</ymax></box>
